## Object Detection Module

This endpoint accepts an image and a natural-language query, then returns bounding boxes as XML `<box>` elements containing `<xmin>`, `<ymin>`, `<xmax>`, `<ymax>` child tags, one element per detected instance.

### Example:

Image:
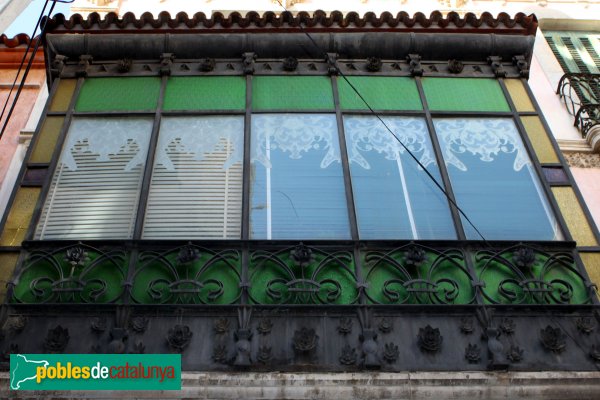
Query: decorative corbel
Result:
<box><xmin>407</xmin><ymin>54</ymin><xmax>423</xmax><ymax>76</ymax></box>
<box><xmin>357</xmin><ymin>307</ymin><xmax>381</xmax><ymax>369</ymax></box>
<box><xmin>512</xmin><ymin>55</ymin><xmax>530</xmax><ymax>79</ymax></box>
<box><xmin>160</xmin><ymin>53</ymin><xmax>175</xmax><ymax>76</ymax></box>
<box><xmin>242</xmin><ymin>52</ymin><xmax>256</xmax><ymax>75</ymax></box>
<box><xmin>234</xmin><ymin>306</ymin><xmax>253</xmax><ymax>367</ymax></box>
<box><xmin>76</xmin><ymin>55</ymin><xmax>93</xmax><ymax>77</ymax></box>
<box><xmin>487</xmin><ymin>56</ymin><xmax>507</xmax><ymax>78</ymax></box>
<box><xmin>366</xmin><ymin>57</ymin><xmax>382</xmax><ymax>72</ymax></box>
<box><xmin>50</xmin><ymin>55</ymin><xmax>67</xmax><ymax>78</ymax></box>
<box><xmin>200</xmin><ymin>58</ymin><xmax>216</xmax><ymax>72</ymax></box>
<box><xmin>326</xmin><ymin>52</ymin><xmax>339</xmax><ymax>75</ymax></box>
<box><xmin>448</xmin><ymin>59</ymin><xmax>464</xmax><ymax>74</ymax></box>
<box><xmin>476</xmin><ymin>308</ymin><xmax>508</xmax><ymax>370</ymax></box>
<box><xmin>117</xmin><ymin>58</ymin><xmax>133</xmax><ymax>73</ymax></box>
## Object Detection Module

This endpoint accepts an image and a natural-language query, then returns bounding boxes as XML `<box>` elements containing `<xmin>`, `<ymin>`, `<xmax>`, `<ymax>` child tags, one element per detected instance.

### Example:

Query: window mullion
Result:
<box><xmin>242</xmin><ymin>75</ymin><xmax>253</xmax><ymax>241</ymax></box>
<box><xmin>132</xmin><ymin>75</ymin><xmax>168</xmax><ymax>239</ymax></box>
<box><xmin>414</xmin><ymin>77</ymin><xmax>466</xmax><ymax>240</ymax></box>
<box><xmin>332</xmin><ymin>76</ymin><xmax>359</xmax><ymax>241</ymax></box>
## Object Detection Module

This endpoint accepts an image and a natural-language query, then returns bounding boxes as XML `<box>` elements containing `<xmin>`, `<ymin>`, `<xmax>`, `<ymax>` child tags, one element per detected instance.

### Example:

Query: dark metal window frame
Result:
<box><xmin>0</xmin><ymin>59</ymin><xmax>598</xmax><ymax>307</ymax></box>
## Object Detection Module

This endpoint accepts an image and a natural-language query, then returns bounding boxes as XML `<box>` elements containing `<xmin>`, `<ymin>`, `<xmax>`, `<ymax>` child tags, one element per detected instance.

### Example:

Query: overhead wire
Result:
<box><xmin>275</xmin><ymin>1</ymin><xmax>488</xmax><ymax>242</ymax></box>
<box><xmin>0</xmin><ymin>0</ymin><xmax>74</xmax><ymax>142</ymax></box>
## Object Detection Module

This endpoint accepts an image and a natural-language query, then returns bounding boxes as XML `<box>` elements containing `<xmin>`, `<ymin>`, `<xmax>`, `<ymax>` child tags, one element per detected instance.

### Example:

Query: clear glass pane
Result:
<box><xmin>435</xmin><ymin>118</ymin><xmax>562</xmax><ymax>240</ymax></box>
<box><xmin>250</xmin><ymin>114</ymin><xmax>350</xmax><ymax>239</ymax></box>
<box><xmin>143</xmin><ymin>116</ymin><xmax>244</xmax><ymax>239</ymax></box>
<box><xmin>35</xmin><ymin>118</ymin><xmax>153</xmax><ymax>239</ymax></box>
<box><xmin>344</xmin><ymin>115</ymin><xmax>455</xmax><ymax>239</ymax></box>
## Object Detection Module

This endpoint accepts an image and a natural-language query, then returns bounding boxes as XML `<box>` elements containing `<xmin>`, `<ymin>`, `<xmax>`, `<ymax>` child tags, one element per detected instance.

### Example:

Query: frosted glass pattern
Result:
<box><xmin>345</xmin><ymin>116</ymin><xmax>455</xmax><ymax>239</ymax></box>
<box><xmin>250</xmin><ymin>114</ymin><xmax>350</xmax><ymax>239</ymax></box>
<box><xmin>143</xmin><ymin>116</ymin><xmax>244</xmax><ymax>239</ymax></box>
<box><xmin>435</xmin><ymin>118</ymin><xmax>562</xmax><ymax>240</ymax></box>
<box><xmin>36</xmin><ymin>118</ymin><xmax>153</xmax><ymax>239</ymax></box>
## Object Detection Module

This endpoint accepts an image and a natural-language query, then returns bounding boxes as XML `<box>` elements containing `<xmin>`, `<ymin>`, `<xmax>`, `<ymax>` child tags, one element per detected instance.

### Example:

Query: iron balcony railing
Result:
<box><xmin>557</xmin><ymin>73</ymin><xmax>600</xmax><ymax>138</ymax></box>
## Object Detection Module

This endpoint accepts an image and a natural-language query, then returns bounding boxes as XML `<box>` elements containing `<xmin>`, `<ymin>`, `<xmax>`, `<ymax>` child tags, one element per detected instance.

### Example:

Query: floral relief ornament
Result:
<box><xmin>166</xmin><ymin>324</ymin><xmax>193</xmax><ymax>352</ymax></box>
<box><xmin>418</xmin><ymin>325</ymin><xmax>443</xmax><ymax>353</ymax></box>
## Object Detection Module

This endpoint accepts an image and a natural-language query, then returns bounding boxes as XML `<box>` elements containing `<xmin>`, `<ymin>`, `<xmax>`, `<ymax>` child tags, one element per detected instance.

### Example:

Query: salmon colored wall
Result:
<box><xmin>0</xmin><ymin>43</ymin><xmax>45</xmax><ymax>198</ymax></box>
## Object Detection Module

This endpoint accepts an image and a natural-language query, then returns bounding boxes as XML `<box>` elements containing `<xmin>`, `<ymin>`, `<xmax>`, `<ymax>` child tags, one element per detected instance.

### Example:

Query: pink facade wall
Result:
<box><xmin>570</xmin><ymin>167</ymin><xmax>600</xmax><ymax>232</ymax></box>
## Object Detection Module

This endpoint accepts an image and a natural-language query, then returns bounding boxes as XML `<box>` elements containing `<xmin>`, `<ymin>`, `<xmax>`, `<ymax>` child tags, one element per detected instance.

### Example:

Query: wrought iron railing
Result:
<box><xmin>556</xmin><ymin>73</ymin><xmax>600</xmax><ymax>137</ymax></box>
<box><xmin>7</xmin><ymin>239</ymin><xmax>596</xmax><ymax>306</ymax></box>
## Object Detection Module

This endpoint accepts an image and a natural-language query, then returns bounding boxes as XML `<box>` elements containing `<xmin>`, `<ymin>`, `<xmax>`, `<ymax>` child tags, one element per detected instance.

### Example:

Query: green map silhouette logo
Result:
<box><xmin>9</xmin><ymin>354</ymin><xmax>181</xmax><ymax>390</ymax></box>
<box><xmin>10</xmin><ymin>354</ymin><xmax>49</xmax><ymax>390</ymax></box>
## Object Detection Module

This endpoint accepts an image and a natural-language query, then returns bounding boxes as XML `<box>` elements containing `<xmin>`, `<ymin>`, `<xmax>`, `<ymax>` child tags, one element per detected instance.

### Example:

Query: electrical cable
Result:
<box><xmin>0</xmin><ymin>0</ymin><xmax>50</xmax><ymax>126</ymax></box>
<box><xmin>275</xmin><ymin>1</ymin><xmax>488</xmax><ymax>242</ymax></box>
<box><xmin>0</xmin><ymin>0</ymin><xmax>74</xmax><ymax>142</ymax></box>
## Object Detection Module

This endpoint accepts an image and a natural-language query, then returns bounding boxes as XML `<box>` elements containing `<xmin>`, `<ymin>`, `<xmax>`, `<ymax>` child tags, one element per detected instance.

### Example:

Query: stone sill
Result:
<box><xmin>2</xmin><ymin>371</ymin><xmax>600</xmax><ymax>399</ymax></box>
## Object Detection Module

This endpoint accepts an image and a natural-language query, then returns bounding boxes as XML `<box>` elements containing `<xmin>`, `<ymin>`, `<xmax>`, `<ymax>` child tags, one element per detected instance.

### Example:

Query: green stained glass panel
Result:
<box><xmin>76</xmin><ymin>77</ymin><xmax>161</xmax><ymax>111</ymax></box>
<box><xmin>338</xmin><ymin>77</ymin><xmax>422</xmax><ymax>110</ymax></box>
<box><xmin>252</xmin><ymin>76</ymin><xmax>334</xmax><ymax>110</ymax></box>
<box><xmin>164</xmin><ymin>77</ymin><xmax>246</xmax><ymax>110</ymax></box>
<box><xmin>422</xmin><ymin>78</ymin><xmax>510</xmax><ymax>112</ymax></box>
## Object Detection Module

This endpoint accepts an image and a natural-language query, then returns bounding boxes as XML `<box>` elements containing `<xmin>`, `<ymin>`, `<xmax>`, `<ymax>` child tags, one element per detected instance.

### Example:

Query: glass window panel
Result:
<box><xmin>422</xmin><ymin>78</ymin><xmax>510</xmax><ymax>112</ymax></box>
<box><xmin>0</xmin><ymin>253</ymin><xmax>19</xmax><ymax>300</ymax></box>
<box><xmin>143</xmin><ymin>116</ymin><xmax>244</xmax><ymax>239</ymax></box>
<box><xmin>164</xmin><ymin>77</ymin><xmax>246</xmax><ymax>110</ymax></box>
<box><xmin>49</xmin><ymin>79</ymin><xmax>77</xmax><ymax>112</ymax></box>
<box><xmin>552</xmin><ymin>186</ymin><xmax>598</xmax><ymax>246</ymax></box>
<box><xmin>0</xmin><ymin>187</ymin><xmax>40</xmax><ymax>246</ymax></box>
<box><xmin>250</xmin><ymin>114</ymin><xmax>349</xmax><ymax>239</ymax></box>
<box><xmin>435</xmin><ymin>118</ymin><xmax>562</xmax><ymax>240</ymax></box>
<box><xmin>29</xmin><ymin>117</ymin><xmax>64</xmax><ymax>164</ymax></box>
<box><xmin>75</xmin><ymin>77</ymin><xmax>161</xmax><ymax>111</ymax></box>
<box><xmin>252</xmin><ymin>76</ymin><xmax>334</xmax><ymax>110</ymax></box>
<box><xmin>35</xmin><ymin>118</ymin><xmax>153</xmax><ymax>239</ymax></box>
<box><xmin>344</xmin><ymin>115</ymin><xmax>455</xmax><ymax>239</ymax></box>
<box><xmin>338</xmin><ymin>77</ymin><xmax>422</xmax><ymax>110</ymax></box>
<box><xmin>580</xmin><ymin>252</ymin><xmax>600</xmax><ymax>288</ymax></box>
<box><xmin>520</xmin><ymin>116</ymin><xmax>559</xmax><ymax>164</ymax></box>
<box><xmin>504</xmin><ymin>79</ymin><xmax>535</xmax><ymax>112</ymax></box>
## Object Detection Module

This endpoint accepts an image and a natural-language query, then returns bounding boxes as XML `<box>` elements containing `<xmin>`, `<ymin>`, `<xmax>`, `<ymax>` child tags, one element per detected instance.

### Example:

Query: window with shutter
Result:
<box><xmin>142</xmin><ymin>116</ymin><xmax>244</xmax><ymax>239</ymax></box>
<box><xmin>35</xmin><ymin>118</ymin><xmax>153</xmax><ymax>239</ymax></box>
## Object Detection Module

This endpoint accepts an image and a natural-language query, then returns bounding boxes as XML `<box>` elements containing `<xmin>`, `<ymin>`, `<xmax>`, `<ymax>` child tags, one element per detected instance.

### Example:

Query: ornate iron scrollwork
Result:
<box><xmin>556</xmin><ymin>73</ymin><xmax>600</xmax><ymax>137</ymax></box>
<box><xmin>363</xmin><ymin>243</ymin><xmax>475</xmax><ymax>305</ymax></box>
<box><xmin>476</xmin><ymin>244</ymin><xmax>591</xmax><ymax>305</ymax></box>
<box><xmin>132</xmin><ymin>244</ymin><xmax>242</xmax><ymax>305</ymax></box>
<box><xmin>249</xmin><ymin>244</ymin><xmax>357</xmax><ymax>305</ymax></box>
<box><xmin>11</xmin><ymin>243</ymin><xmax>128</xmax><ymax>304</ymax></box>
